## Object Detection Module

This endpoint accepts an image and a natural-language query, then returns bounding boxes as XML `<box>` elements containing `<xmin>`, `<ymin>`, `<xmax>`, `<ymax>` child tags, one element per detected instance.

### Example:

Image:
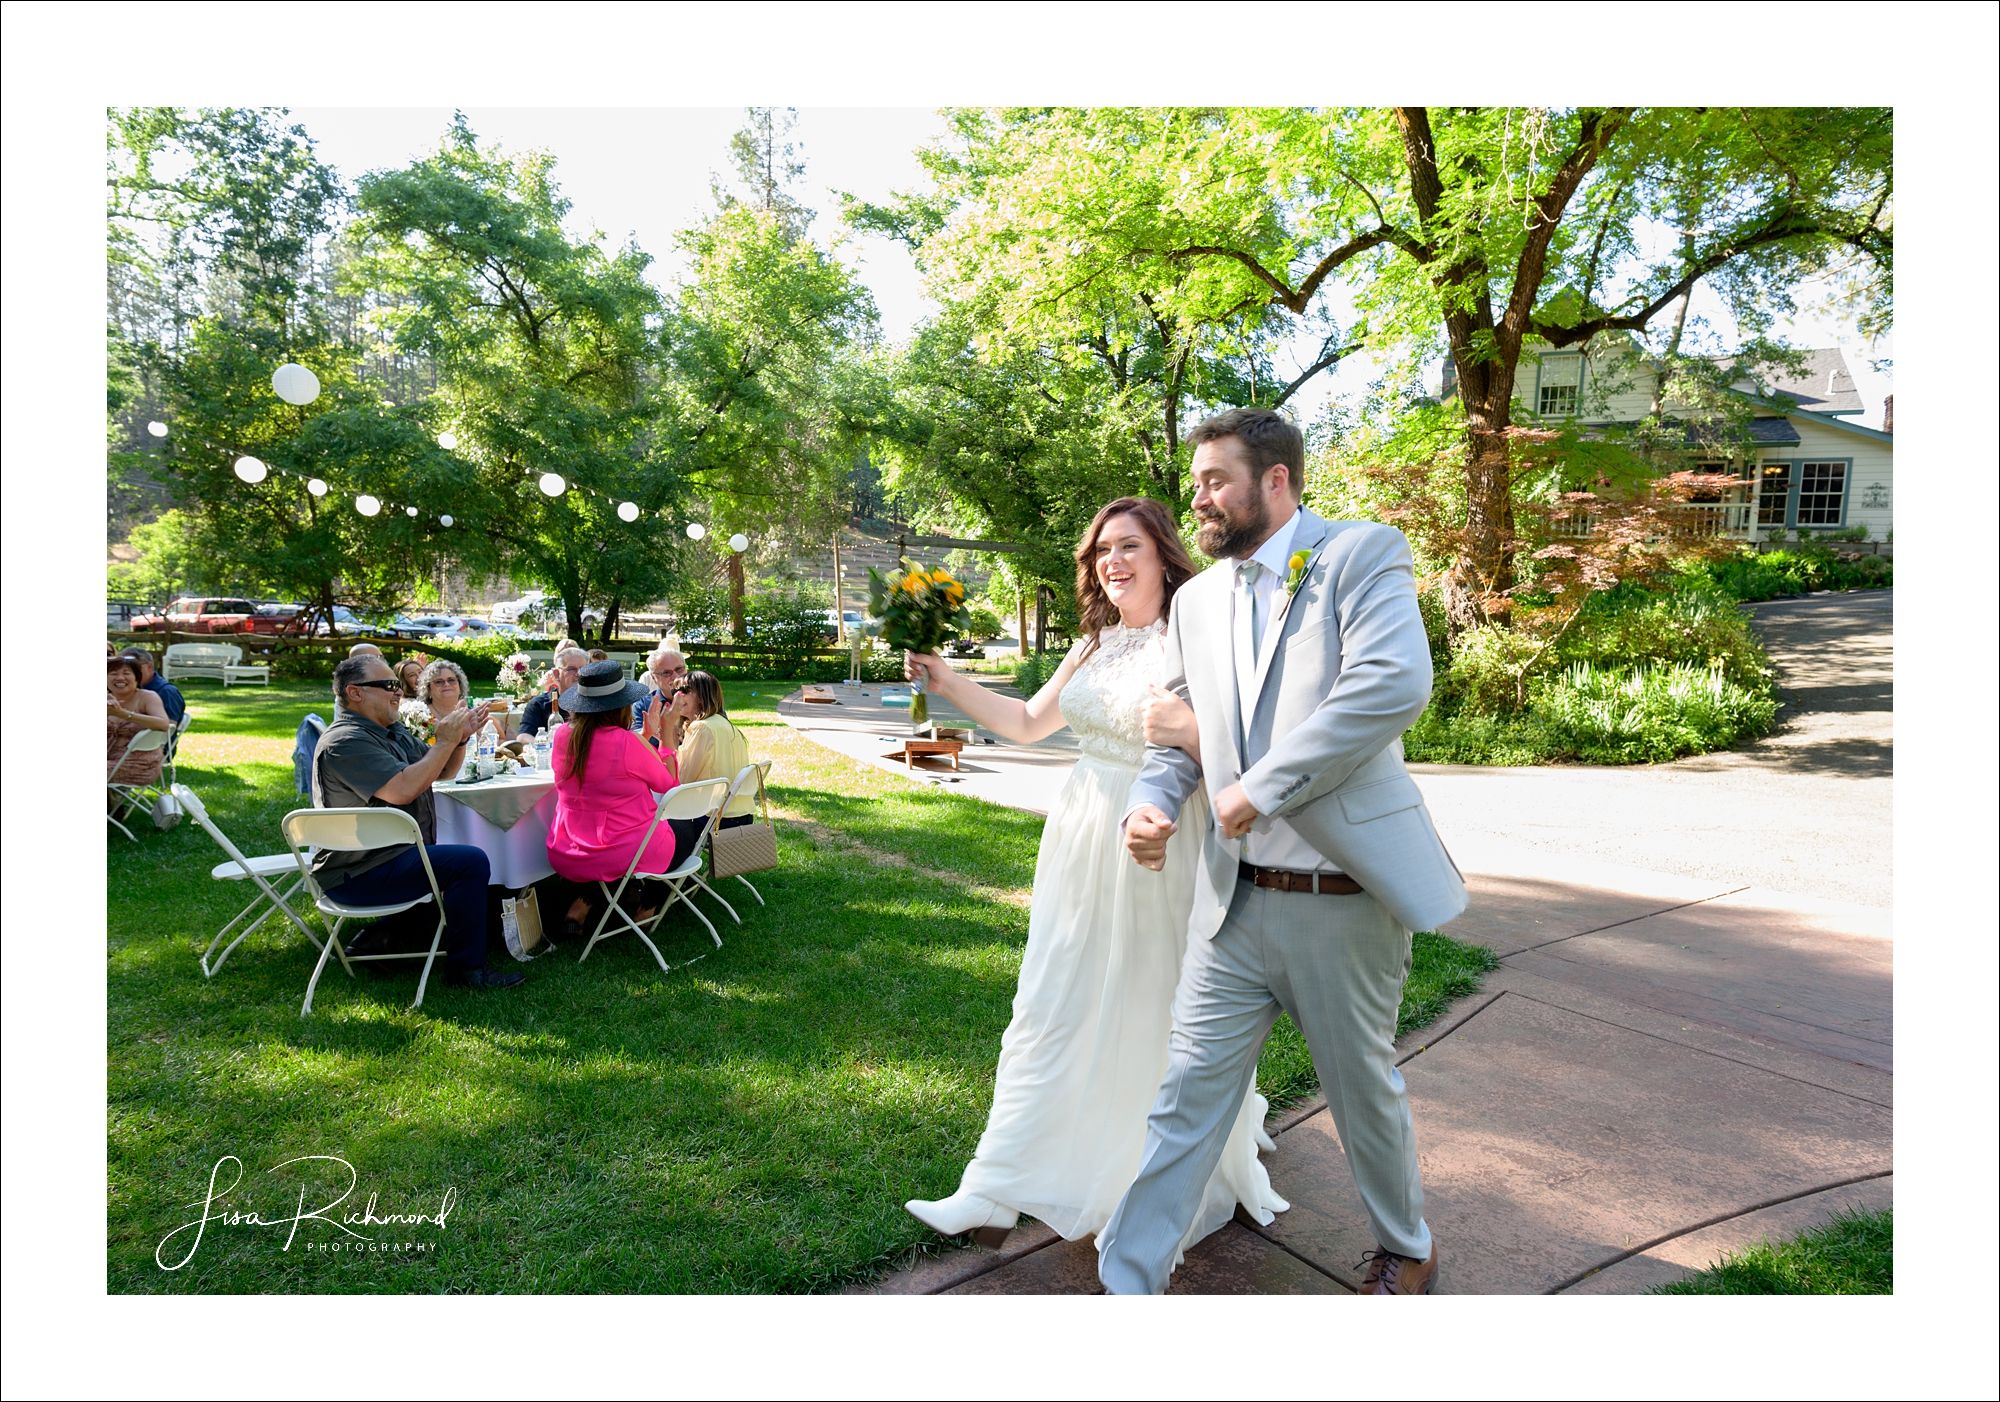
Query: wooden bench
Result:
<box><xmin>163</xmin><ymin>642</ymin><xmax>270</xmax><ymax>686</ymax></box>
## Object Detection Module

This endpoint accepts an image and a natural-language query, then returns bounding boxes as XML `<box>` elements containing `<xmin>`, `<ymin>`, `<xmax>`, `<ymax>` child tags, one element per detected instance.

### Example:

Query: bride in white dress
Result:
<box><xmin>902</xmin><ymin>496</ymin><xmax>1287</xmax><ymax>1264</ymax></box>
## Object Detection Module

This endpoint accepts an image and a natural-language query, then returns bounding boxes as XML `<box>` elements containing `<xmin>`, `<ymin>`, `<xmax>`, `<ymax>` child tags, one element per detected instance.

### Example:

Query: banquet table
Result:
<box><xmin>433</xmin><ymin>770</ymin><xmax>557</xmax><ymax>888</ymax></box>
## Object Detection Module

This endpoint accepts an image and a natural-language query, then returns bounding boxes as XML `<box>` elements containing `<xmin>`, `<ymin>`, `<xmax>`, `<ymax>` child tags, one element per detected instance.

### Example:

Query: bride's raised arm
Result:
<box><xmin>905</xmin><ymin>646</ymin><xmax>1081</xmax><ymax>744</ymax></box>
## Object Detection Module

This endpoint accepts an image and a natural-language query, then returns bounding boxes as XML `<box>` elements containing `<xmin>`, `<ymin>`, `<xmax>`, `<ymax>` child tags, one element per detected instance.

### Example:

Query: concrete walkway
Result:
<box><xmin>808</xmin><ymin>590</ymin><xmax>1893</xmax><ymax>1294</ymax></box>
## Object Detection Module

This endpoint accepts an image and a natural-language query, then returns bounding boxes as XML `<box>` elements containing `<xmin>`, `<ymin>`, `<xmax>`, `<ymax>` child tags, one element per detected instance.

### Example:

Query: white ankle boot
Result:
<box><xmin>905</xmin><ymin>1190</ymin><xmax>1019</xmax><ymax>1247</ymax></box>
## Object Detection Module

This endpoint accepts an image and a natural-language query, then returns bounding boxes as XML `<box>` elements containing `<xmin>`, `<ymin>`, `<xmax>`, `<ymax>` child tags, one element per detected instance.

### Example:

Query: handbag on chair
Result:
<box><xmin>709</xmin><ymin>765</ymin><xmax>778</xmax><ymax>879</ymax></box>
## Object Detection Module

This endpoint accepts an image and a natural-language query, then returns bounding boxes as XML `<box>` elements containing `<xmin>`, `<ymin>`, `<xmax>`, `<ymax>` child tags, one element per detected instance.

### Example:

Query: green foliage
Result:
<box><xmin>1010</xmin><ymin>652</ymin><xmax>1062</xmax><ymax>698</ymax></box>
<box><xmin>1684</xmin><ymin>545</ymin><xmax>1892</xmax><ymax>601</ymax></box>
<box><xmin>1553</xmin><ymin>585</ymin><xmax>1773</xmax><ymax>691</ymax></box>
<box><xmin>107</xmin><ymin>510</ymin><xmax>213</xmax><ymax>601</ymax></box>
<box><xmin>1653</xmin><ymin>1207</ymin><xmax>1891</xmax><ymax>1295</ymax></box>
<box><xmin>963</xmin><ymin>605</ymin><xmax>1004</xmax><ymax>640</ymax></box>
<box><xmin>1433</xmin><ymin>626</ymin><xmax>1546</xmax><ymax>716</ymax></box>
<box><xmin>1256</xmin><ymin>933</ymin><xmax>1500</xmax><ymax>1108</ymax></box>
<box><xmin>1534</xmin><ymin>661</ymin><xmax>1778</xmax><ymax>764</ymax></box>
<box><xmin>741</xmin><ymin>583</ymin><xmax>836</xmax><ymax>675</ymax></box>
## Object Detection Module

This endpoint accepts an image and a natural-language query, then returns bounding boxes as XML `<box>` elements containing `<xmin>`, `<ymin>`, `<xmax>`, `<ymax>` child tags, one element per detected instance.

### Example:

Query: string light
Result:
<box><xmin>406</xmin><ymin>506</ymin><xmax>419</xmax><ymax>517</ymax></box>
<box><xmin>685</xmin><ymin>522</ymin><xmax>706</xmax><ymax>541</ymax></box>
<box><xmin>356</xmin><ymin>495</ymin><xmax>382</xmax><ymax>517</ymax></box>
<box><xmin>728</xmin><ymin>533</ymin><xmax>749</xmax><ymax>553</ymax></box>
<box><xmin>617</xmin><ymin>501</ymin><xmax>640</xmax><ymax>522</ymax></box>
<box><xmin>438</xmin><ymin>431</ymin><xmax>458</xmax><ymax>450</ymax></box>
<box><xmin>307</xmin><ymin>478</ymin><xmax>328</xmax><ymax>496</ymax></box>
<box><xmin>538</xmin><ymin>472</ymin><xmax>566</xmax><ymax>497</ymax></box>
<box><xmin>234</xmin><ymin>456</ymin><xmax>268</xmax><ymax>484</ymax></box>
<box><xmin>146</xmin><ymin>421</ymin><xmax>168</xmax><ymax>438</ymax></box>
<box><xmin>271</xmin><ymin>363</ymin><xmax>321</xmax><ymax>406</ymax></box>
<box><xmin>440</xmin><ymin>514</ymin><xmax>454</xmax><ymax>527</ymax></box>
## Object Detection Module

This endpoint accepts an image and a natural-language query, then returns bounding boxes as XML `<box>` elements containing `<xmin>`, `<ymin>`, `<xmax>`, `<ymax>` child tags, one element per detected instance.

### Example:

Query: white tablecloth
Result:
<box><xmin>433</xmin><ymin>776</ymin><xmax>558</xmax><ymax>888</ymax></box>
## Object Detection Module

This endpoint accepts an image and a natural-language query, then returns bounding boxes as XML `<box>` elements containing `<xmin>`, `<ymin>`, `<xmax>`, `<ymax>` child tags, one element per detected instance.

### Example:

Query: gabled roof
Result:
<box><xmin>1730</xmin><ymin>347</ymin><xmax>1865</xmax><ymax>416</ymax></box>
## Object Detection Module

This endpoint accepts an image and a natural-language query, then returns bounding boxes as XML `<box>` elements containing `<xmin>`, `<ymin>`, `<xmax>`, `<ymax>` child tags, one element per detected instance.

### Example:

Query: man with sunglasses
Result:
<box><xmin>307</xmin><ymin>654</ymin><xmax>524</xmax><ymax>990</ymax></box>
<box><xmin>519</xmin><ymin>645</ymin><xmax>590</xmax><ymax>742</ymax></box>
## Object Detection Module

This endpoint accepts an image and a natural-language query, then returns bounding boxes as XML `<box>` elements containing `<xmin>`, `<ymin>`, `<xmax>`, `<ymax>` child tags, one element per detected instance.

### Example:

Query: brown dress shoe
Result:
<box><xmin>1358</xmin><ymin>1244</ymin><xmax>1438</xmax><ymax>1294</ymax></box>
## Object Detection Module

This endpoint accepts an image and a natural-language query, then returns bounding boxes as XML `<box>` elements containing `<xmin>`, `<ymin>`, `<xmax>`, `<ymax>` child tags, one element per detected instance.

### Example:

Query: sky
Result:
<box><xmin>289</xmin><ymin>107</ymin><xmax>1891</xmax><ymax>430</ymax></box>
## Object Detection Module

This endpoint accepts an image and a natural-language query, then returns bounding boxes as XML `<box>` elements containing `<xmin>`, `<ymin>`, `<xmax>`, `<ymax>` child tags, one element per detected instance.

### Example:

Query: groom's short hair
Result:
<box><xmin>1188</xmin><ymin>408</ymin><xmax>1305</xmax><ymax>498</ymax></box>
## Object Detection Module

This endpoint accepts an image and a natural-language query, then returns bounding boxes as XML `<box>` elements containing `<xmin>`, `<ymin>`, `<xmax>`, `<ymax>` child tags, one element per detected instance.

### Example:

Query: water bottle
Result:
<box><xmin>477</xmin><ymin>723</ymin><xmax>497</xmax><ymax>765</ymax></box>
<box><xmin>533</xmin><ymin>727</ymin><xmax>552</xmax><ymax>773</ymax></box>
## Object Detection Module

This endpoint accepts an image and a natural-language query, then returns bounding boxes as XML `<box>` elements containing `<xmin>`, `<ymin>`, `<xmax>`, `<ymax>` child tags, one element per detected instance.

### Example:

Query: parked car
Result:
<box><xmin>305</xmin><ymin>605</ymin><xmax>374</xmax><ymax>637</ymax></box>
<box><xmin>515</xmin><ymin>597</ymin><xmax>603</xmax><ymax>633</ymax></box>
<box><xmin>130</xmin><ymin>596</ymin><xmax>259</xmax><ymax>634</ymax></box>
<box><xmin>391</xmin><ymin>615</ymin><xmax>508</xmax><ymax>642</ymax></box>
<box><xmin>491</xmin><ymin>590</ymin><xmax>547</xmax><ymax>625</ymax></box>
<box><xmin>246</xmin><ymin>602</ymin><xmax>312</xmax><ymax>636</ymax></box>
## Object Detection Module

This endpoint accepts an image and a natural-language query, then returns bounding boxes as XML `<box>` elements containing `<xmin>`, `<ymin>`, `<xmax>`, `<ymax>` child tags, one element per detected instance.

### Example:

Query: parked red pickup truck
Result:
<box><xmin>131</xmin><ymin>597</ymin><xmax>261</xmax><ymax>634</ymax></box>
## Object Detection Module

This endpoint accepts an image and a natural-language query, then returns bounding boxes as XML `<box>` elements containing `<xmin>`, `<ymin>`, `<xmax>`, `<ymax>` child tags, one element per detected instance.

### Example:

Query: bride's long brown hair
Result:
<box><xmin>1072</xmin><ymin>497</ymin><xmax>1197</xmax><ymax>661</ymax></box>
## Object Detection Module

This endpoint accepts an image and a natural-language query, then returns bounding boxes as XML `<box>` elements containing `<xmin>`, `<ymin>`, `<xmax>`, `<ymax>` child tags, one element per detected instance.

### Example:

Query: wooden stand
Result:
<box><xmin>880</xmin><ymin>738</ymin><xmax>964</xmax><ymax>770</ymax></box>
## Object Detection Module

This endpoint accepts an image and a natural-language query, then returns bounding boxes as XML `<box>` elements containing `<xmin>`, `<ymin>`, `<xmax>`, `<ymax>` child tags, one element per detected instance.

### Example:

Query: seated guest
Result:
<box><xmin>399</xmin><ymin>658</ymin><xmax>500</xmax><ymax>743</ymax></box>
<box><xmin>520</xmin><ymin>646</ymin><xmax>588</xmax><ymax>739</ymax></box>
<box><xmin>310</xmin><ymin>655</ymin><xmax>523</xmax><ymax>990</ymax></box>
<box><xmin>631</xmin><ymin>645</ymin><xmax>688</xmax><ymax>738</ymax></box>
<box><xmin>395</xmin><ymin>657</ymin><xmax>426</xmax><ymax>698</ymax></box>
<box><xmin>587</xmin><ymin>649</ymin><xmax>609</xmax><ymax>662</ymax></box>
<box><xmin>108</xmin><ymin>655</ymin><xmax>173</xmax><ymax>805</ymax></box>
<box><xmin>348</xmin><ymin>642</ymin><xmax>383</xmax><ymax>659</ymax></box>
<box><xmin>665</xmin><ymin>670</ymin><xmax>757</xmax><ymax>856</ymax></box>
<box><xmin>546</xmin><ymin>660</ymin><xmax>682</xmax><ymax>933</ymax></box>
<box><xmin>118</xmin><ymin>647</ymin><xmax>186</xmax><ymax>727</ymax></box>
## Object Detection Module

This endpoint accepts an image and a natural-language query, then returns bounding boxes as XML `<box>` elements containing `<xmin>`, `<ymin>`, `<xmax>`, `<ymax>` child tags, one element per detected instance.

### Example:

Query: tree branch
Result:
<box><xmin>1271</xmin><ymin>341</ymin><xmax>1363</xmax><ymax>408</ymax></box>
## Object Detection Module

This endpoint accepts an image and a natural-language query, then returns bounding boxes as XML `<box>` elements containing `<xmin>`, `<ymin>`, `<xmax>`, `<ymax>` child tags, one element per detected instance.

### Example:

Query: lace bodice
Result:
<box><xmin>1058</xmin><ymin>619</ymin><xmax>1168</xmax><ymax>767</ymax></box>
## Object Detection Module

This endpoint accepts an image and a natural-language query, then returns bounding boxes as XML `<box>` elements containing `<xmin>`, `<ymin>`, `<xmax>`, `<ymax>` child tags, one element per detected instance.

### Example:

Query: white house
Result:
<box><xmin>1450</xmin><ymin>341</ymin><xmax>1894</xmax><ymax>545</ymax></box>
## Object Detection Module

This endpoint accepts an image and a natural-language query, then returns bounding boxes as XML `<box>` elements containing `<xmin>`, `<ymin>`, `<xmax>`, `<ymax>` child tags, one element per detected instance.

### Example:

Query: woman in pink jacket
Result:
<box><xmin>547</xmin><ymin>659</ymin><xmax>682</xmax><ymax>933</ymax></box>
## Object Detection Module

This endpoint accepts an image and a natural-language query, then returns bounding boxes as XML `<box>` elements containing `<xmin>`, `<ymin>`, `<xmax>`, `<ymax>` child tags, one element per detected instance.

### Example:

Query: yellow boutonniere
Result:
<box><xmin>1282</xmin><ymin>549</ymin><xmax>1313</xmax><ymax>600</ymax></box>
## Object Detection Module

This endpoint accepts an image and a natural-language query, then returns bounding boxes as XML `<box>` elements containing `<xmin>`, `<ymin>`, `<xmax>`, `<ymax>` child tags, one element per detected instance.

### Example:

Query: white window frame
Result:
<box><xmin>1535</xmin><ymin>353</ymin><xmax>1584</xmax><ymax>418</ymax></box>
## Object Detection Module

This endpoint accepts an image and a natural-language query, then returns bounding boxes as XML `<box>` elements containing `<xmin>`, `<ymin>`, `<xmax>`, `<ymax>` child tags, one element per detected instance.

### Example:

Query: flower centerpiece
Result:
<box><xmin>493</xmin><ymin>651</ymin><xmax>538</xmax><ymax>704</ymax></box>
<box><xmin>867</xmin><ymin>564</ymin><xmax>973</xmax><ymax>727</ymax></box>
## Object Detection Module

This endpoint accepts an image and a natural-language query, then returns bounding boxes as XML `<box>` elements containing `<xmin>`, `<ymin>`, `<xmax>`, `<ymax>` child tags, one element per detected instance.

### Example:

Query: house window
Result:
<box><xmin>1795</xmin><ymin>461</ymin><xmax>1848</xmax><ymax>526</ymax></box>
<box><xmin>1537</xmin><ymin>355</ymin><xmax>1582</xmax><ymax>417</ymax></box>
<box><xmin>1756</xmin><ymin>462</ymin><xmax>1792</xmax><ymax>526</ymax></box>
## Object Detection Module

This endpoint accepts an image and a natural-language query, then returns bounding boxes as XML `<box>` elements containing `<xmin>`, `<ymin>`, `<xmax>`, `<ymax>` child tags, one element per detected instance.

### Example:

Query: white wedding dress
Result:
<box><xmin>954</xmin><ymin>619</ymin><xmax>1288</xmax><ymax>1261</ymax></box>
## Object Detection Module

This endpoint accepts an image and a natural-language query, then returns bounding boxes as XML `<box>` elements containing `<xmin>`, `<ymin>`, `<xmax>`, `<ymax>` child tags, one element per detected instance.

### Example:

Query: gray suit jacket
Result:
<box><xmin>1128</xmin><ymin>508</ymin><xmax>1467</xmax><ymax>937</ymax></box>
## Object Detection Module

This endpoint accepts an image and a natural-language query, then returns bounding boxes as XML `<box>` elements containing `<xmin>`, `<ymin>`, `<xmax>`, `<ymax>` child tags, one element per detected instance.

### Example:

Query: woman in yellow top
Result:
<box><xmin>662</xmin><ymin>670</ymin><xmax>756</xmax><ymax>855</ymax></box>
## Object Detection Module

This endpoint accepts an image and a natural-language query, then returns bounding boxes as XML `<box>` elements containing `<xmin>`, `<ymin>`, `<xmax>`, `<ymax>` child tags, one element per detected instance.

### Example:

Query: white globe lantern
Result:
<box><xmin>146</xmin><ymin>421</ymin><xmax>168</xmax><ymax>438</ymax></box>
<box><xmin>728</xmin><ymin>533</ymin><xmax>750</xmax><ymax>553</ymax></box>
<box><xmin>617</xmin><ymin>501</ymin><xmax>640</xmax><ymax>523</ymax></box>
<box><xmin>271</xmin><ymin>363</ymin><xmax>321</xmax><ymax>406</ymax></box>
<box><xmin>685</xmin><ymin>522</ymin><xmax>707</xmax><ymax>541</ymax></box>
<box><xmin>233</xmin><ymin>456</ymin><xmax>268</xmax><ymax>484</ymax></box>
<box><xmin>538</xmin><ymin>472</ymin><xmax>567</xmax><ymax>497</ymax></box>
<box><xmin>440</xmin><ymin>514</ymin><xmax>454</xmax><ymax>527</ymax></box>
<box><xmin>437</xmin><ymin>431</ymin><xmax>459</xmax><ymax>450</ymax></box>
<box><xmin>356</xmin><ymin>494</ymin><xmax>382</xmax><ymax>517</ymax></box>
<box><xmin>406</xmin><ymin>505</ymin><xmax>420</xmax><ymax>517</ymax></box>
<box><xmin>307</xmin><ymin>477</ymin><xmax>329</xmax><ymax>497</ymax></box>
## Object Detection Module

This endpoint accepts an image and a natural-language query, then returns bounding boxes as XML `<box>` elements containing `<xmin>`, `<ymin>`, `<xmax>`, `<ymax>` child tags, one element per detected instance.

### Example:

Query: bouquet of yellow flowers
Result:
<box><xmin>868</xmin><ymin>564</ymin><xmax>973</xmax><ymax>725</ymax></box>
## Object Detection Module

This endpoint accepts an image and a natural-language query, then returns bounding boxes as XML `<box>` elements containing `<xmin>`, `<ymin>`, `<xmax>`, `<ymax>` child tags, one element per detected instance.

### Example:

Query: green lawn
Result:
<box><xmin>110</xmin><ymin>678</ymin><xmax>1495</xmax><ymax>1293</ymax></box>
<box><xmin>1652</xmin><ymin>1207</ymin><xmax>1893</xmax><ymax>1295</ymax></box>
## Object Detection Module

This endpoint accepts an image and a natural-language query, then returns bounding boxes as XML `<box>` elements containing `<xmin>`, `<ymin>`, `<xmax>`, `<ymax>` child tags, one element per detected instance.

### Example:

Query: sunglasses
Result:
<box><xmin>350</xmin><ymin>679</ymin><xmax>403</xmax><ymax>692</ymax></box>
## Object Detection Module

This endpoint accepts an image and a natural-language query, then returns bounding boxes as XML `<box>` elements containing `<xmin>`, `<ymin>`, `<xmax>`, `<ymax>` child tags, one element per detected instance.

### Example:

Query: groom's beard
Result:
<box><xmin>1195</xmin><ymin>494</ymin><xmax>1273</xmax><ymax>561</ymax></box>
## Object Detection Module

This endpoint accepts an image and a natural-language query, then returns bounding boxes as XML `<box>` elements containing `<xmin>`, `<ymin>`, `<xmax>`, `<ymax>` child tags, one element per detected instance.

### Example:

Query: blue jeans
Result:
<box><xmin>326</xmin><ymin>844</ymin><xmax>491</xmax><ymax>971</ymax></box>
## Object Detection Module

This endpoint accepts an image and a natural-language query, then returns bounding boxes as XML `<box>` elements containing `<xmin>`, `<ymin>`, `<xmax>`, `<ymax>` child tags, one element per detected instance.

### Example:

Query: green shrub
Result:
<box><xmin>1403</xmin><ymin>704</ymin><xmax>1559</xmax><ymax>765</ymax></box>
<box><xmin>741</xmin><ymin>584</ymin><xmax>836</xmax><ymax>676</ymax></box>
<box><xmin>1434</xmin><ymin>626</ymin><xmax>1544</xmax><ymax>715</ymax></box>
<box><xmin>1535</xmin><ymin>660</ymin><xmax>1777</xmax><ymax>764</ymax></box>
<box><xmin>1556</xmin><ymin>585</ymin><xmax>1773</xmax><ymax>692</ymax></box>
<box><xmin>1011</xmin><ymin>651</ymin><xmax>1061</xmax><ymax>697</ymax></box>
<box><xmin>1685</xmin><ymin>545</ymin><xmax>1893</xmax><ymax>601</ymax></box>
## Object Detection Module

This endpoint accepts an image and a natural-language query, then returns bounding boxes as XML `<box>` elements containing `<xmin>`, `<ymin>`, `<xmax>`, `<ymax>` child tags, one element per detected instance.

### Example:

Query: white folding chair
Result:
<box><xmin>175</xmin><ymin>784</ymin><xmax>324</xmax><ymax>977</ymax></box>
<box><xmin>716</xmin><ymin>759</ymin><xmax>776</xmax><ymax>908</ymax></box>
<box><xmin>108</xmin><ymin>727</ymin><xmax>171</xmax><ymax>840</ymax></box>
<box><xmin>162</xmin><ymin>712</ymin><xmax>195</xmax><ymax>789</ymax></box>
<box><xmin>577</xmin><ymin>778</ymin><xmax>731</xmax><ymax>970</ymax></box>
<box><xmin>282</xmin><ymin>808</ymin><xmax>448</xmax><ymax>1015</ymax></box>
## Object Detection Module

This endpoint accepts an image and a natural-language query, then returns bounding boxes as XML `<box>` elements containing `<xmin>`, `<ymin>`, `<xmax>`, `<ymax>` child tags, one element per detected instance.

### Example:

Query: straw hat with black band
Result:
<box><xmin>559</xmin><ymin>659</ymin><xmax>650</xmax><ymax>713</ymax></box>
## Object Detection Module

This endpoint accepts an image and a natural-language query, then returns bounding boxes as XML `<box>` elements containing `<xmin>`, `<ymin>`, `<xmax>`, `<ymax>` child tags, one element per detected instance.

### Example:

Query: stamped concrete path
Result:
<box><xmin>799</xmin><ymin>590</ymin><xmax>1893</xmax><ymax>1294</ymax></box>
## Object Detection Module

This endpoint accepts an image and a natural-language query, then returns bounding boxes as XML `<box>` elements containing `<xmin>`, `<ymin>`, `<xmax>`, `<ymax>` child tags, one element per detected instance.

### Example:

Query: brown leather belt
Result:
<box><xmin>1238</xmin><ymin>861</ymin><xmax>1364</xmax><ymax>896</ymax></box>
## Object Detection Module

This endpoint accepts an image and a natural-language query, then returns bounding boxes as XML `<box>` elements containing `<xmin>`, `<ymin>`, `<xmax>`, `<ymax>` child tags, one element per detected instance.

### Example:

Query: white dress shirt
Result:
<box><xmin>1231</xmin><ymin>508</ymin><xmax>1341</xmax><ymax>874</ymax></box>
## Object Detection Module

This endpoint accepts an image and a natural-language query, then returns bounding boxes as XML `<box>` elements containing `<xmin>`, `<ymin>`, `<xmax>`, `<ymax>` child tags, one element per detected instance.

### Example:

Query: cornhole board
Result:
<box><xmin>880</xmin><ymin>738</ymin><xmax>964</xmax><ymax>770</ymax></box>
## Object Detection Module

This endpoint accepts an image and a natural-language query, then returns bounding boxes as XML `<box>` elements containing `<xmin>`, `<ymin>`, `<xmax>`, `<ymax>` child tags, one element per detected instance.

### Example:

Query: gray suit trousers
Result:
<box><xmin>1097</xmin><ymin>879</ymin><xmax>1432</xmax><ymax>1293</ymax></box>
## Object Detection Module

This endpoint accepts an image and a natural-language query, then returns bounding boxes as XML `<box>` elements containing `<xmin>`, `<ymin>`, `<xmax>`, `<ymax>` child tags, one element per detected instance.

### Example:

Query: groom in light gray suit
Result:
<box><xmin>1100</xmin><ymin>407</ymin><xmax>1468</xmax><ymax>1295</ymax></box>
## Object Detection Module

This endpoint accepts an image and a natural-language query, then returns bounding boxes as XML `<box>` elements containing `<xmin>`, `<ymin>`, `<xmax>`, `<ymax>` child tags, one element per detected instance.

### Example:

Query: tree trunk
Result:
<box><xmin>1034</xmin><ymin>584</ymin><xmax>1048</xmax><ymax>655</ymax></box>
<box><xmin>318</xmin><ymin>579</ymin><xmax>340</xmax><ymax>637</ymax></box>
<box><xmin>602</xmin><ymin>593</ymin><xmax>623</xmax><ymax>644</ymax></box>
<box><xmin>831</xmin><ymin>533</ymin><xmax>845</xmax><ymax>642</ymax></box>
<box><xmin>1017</xmin><ymin>586</ymin><xmax>1028</xmax><ymax>662</ymax></box>
<box><xmin>728</xmin><ymin>552</ymin><xmax>746</xmax><ymax>639</ymax></box>
<box><xmin>1446</xmin><ymin>392</ymin><xmax>1518</xmax><ymax>635</ymax></box>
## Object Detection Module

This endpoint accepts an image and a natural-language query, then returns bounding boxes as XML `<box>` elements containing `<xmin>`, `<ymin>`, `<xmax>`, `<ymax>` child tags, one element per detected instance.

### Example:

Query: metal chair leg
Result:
<box><xmin>734</xmin><ymin>875</ymin><xmax>765</xmax><ymax>907</ymax></box>
<box><xmin>691</xmin><ymin>875</ymin><xmax>741</xmax><ymax>926</ymax></box>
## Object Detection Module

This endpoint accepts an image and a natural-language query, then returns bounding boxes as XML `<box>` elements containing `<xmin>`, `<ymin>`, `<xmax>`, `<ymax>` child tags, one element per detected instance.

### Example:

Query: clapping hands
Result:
<box><xmin>432</xmin><ymin>703</ymin><xmax>479</xmax><ymax>749</ymax></box>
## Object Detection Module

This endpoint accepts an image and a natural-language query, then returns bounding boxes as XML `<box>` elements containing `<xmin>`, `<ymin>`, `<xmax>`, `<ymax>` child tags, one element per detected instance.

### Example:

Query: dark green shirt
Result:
<box><xmin>309</xmin><ymin>711</ymin><xmax>437</xmax><ymax>889</ymax></box>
